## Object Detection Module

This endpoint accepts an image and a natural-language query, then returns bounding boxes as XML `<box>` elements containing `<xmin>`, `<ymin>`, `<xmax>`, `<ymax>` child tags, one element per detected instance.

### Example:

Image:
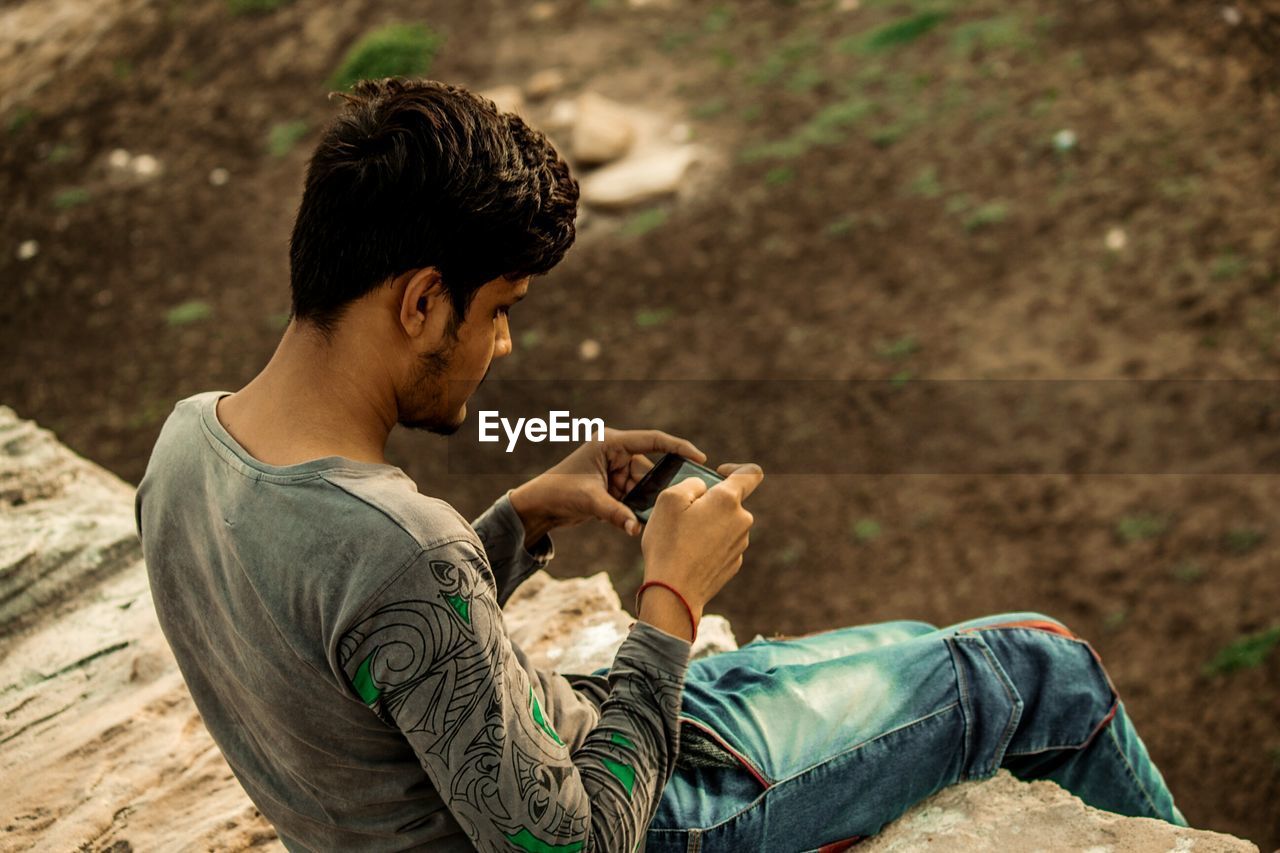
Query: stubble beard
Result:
<box><xmin>400</xmin><ymin>340</ymin><xmax>465</xmax><ymax>436</ymax></box>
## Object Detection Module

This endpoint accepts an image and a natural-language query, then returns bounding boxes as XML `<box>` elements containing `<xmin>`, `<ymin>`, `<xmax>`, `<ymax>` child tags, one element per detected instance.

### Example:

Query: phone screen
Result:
<box><xmin>622</xmin><ymin>453</ymin><xmax>725</xmax><ymax>523</ymax></box>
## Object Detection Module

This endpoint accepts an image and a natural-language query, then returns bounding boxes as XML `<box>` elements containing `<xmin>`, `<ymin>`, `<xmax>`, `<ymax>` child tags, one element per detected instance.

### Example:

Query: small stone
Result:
<box><xmin>16</xmin><ymin>239</ymin><xmax>39</xmax><ymax>260</ymax></box>
<box><xmin>208</xmin><ymin>167</ymin><xmax>230</xmax><ymax>187</ymax></box>
<box><xmin>571</xmin><ymin>92</ymin><xmax>638</xmax><ymax>166</ymax></box>
<box><xmin>526</xmin><ymin>69</ymin><xmax>566</xmax><ymax>101</ymax></box>
<box><xmin>93</xmin><ymin>289</ymin><xmax>114</xmax><ymax>307</ymax></box>
<box><xmin>108</xmin><ymin>148</ymin><xmax>131</xmax><ymax>169</ymax></box>
<box><xmin>131</xmin><ymin>154</ymin><xmax>161</xmax><ymax>177</ymax></box>
<box><xmin>1221</xmin><ymin>5</ymin><xmax>1241</xmax><ymax>25</ymax></box>
<box><xmin>548</xmin><ymin>99</ymin><xmax>578</xmax><ymax>130</ymax></box>
<box><xmin>1052</xmin><ymin>129</ymin><xmax>1077</xmax><ymax>153</ymax></box>
<box><xmin>1105</xmin><ymin>227</ymin><xmax>1127</xmax><ymax>251</ymax></box>
<box><xmin>579</xmin><ymin>145</ymin><xmax>698</xmax><ymax>208</ymax></box>
<box><xmin>579</xmin><ymin>339</ymin><xmax>601</xmax><ymax>361</ymax></box>
<box><xmin>529</xmin><ymin>1</ymin><xmax>556</xmax><ymax>21</ymax></box>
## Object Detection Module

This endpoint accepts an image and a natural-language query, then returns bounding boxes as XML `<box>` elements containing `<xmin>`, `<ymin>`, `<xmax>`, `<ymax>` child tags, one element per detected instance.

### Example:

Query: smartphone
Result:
<box><xmin>621</xmin><ymin>453</ymin><xmax>725</xmax><ymax>524</ymax></box>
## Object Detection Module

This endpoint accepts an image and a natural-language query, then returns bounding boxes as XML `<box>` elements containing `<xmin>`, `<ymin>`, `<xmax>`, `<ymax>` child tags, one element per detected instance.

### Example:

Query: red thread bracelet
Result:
<box><xmin>635</xmin><ymin>580</ymin><xmax>698</xmax><ymax>643</ymax></box>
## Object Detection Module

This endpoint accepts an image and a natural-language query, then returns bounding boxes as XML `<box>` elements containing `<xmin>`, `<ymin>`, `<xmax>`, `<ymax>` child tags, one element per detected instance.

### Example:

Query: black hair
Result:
<box><xmin>288</xmin><ymin>78</ymin><xmax>579</xmax><ymax>340</ymax></box>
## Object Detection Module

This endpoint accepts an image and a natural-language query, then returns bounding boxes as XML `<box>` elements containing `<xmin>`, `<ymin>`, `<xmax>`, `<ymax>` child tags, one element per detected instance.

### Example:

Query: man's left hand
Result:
<box><xmin>507</xmin><ymin>428</ymin><xmax>706</xmax><ymax>550</ymax></box>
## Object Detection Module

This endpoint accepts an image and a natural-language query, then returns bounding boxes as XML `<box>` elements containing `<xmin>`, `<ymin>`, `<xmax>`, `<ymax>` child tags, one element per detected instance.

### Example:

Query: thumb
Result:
<box><xmin>592</xmin><ymin>492</ymin><xmax>642</xmax><ymax>537</ymax></box>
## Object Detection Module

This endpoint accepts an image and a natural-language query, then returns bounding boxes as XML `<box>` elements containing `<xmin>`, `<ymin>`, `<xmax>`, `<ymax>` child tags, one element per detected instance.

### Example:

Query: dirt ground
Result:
<box><xmin>2</xmin><ymin>0</ymin><xmax>1278</xmax><ymax>846</ymax></box>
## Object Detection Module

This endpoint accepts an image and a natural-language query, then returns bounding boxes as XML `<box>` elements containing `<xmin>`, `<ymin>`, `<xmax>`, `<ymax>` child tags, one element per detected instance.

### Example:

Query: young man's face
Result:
<box><xmin>398</xmin><ymin>274</ymin><xmax>530</xmax><ymax>435</ymax></box>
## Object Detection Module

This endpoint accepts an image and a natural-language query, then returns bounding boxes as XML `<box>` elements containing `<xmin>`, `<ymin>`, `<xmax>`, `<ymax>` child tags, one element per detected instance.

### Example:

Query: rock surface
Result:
<box><xmin>570</xmin><ymin>91</ymin><xmax>639</xmax><ymax>166</ymax></box>
<box><xmin>578</xmin><ymin>144</ymin><xmax>699</xmax><ymax>208</ymax></box>
<box><xmin>859</xmin><ymin>770</ymin><xmax>1257</xmax><ymax>853</ymax></box>
<box><xmin>0</xmin><ymin>405</ymin><xmax>1261</xmax><ymax>852</ymax></box>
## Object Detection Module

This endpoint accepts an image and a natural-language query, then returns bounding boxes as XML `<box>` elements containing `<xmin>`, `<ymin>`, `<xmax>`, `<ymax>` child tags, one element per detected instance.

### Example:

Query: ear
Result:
<box><xmin>399</xmin><ymin>267</ymin><xmax>452</xmax><ymax>341</ymax></box>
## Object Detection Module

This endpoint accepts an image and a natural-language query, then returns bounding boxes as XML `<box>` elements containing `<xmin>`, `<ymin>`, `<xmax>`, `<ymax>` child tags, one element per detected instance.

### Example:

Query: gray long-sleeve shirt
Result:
<box><xmin>135</xmin><ymin>391</ymin><xmax>692</xmax><ymax>851</ymax></box>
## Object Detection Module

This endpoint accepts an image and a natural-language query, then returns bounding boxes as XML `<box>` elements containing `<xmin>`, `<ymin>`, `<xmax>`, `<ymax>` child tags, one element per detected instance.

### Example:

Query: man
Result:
<box><xmin>136</xmin><ymin>78</ymin><xmax>1187</xmax><ymax>852</ymax></box>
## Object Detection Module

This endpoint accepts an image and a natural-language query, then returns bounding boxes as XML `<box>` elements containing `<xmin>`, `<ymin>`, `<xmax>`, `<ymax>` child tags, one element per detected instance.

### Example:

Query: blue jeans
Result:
<box><xmin>642</xmin><ymin>611</ymin><xmax>1187</xmax><ymax>852</ymax></box>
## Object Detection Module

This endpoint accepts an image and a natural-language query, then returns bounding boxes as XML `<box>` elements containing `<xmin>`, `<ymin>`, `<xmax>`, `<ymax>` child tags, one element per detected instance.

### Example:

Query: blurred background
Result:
<box><xmin>2</xmin><ymin>0</ymin><xmax>1277</xmax><ymax>845</ymax></box>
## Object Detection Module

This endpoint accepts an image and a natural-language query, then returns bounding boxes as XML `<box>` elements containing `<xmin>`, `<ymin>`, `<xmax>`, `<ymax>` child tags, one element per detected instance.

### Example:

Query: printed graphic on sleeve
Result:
<box><xmin>339</xmin><ymin>546</ymin><xmax>591</xmax><ymax>852</ymax></box>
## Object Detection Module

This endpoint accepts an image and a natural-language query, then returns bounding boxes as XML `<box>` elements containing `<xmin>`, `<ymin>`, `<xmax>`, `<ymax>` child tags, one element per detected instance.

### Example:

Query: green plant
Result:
<box><xmin>330</xmin><ymin>23</ymin><xmax>443</xmax><ymax>91</ymax></box>
<box><xmin>692</xmin><ymin>97</ymin><xmax>730</xmax><ymax>119</ymax></box>
<box><xmin>634</xmin><ymin>307</ymin><xmax>675</xmax><ymax>328</ymax></box>
<box><xmin>1203</xmin><ymin>625</ymin><xmax>1280</xmax><ymax>676</ymax></box>
<box><xmin>852</xmin><ymin>518</ymin><xmax>882</xmax><ymax>542</ymax></box>
<box><xmin>166</xmin><ymin>300</ymin><xmax>213</xmax><ymax>327</ymax></box>
<box><xmin>267</xmin><ymin>120</ymin><xmax>309</xmax><ymax>158</ymax></box>
<box><xmin>875</xmin><ymin>334</ymin><xmax>919</xmax><ymax>360</ymax></box>
<box><xmin>849</xmin><ymin>11</ymin><xmax>947</xmax><ymax>54</ymax></box>
<box><xmin>227</xmin><ymin>0</ymin><xmax>292</xmax><ymax>15</ymax></box>
<box><xmin>1103</xmin><ymin>609</ymin><xmax>1127</xmax><ymax>631</ymax></box>
<box><xmin>962</xmin><ymin>201</ymin><xmax>1010</xmax><ymax>231</ymax></box>
<box><xmin>620</xmin><ymin>207</ymin><xmax>668</xmax><ymax>237</ymax></box>
<box><xmin>765</xmin><ymin>166</ymin><xmax>796</xmax><ymax>185</ymax></box>
<box><xmin>906</xmin><ymin>165</ymin><xmax>943</xmax><ymax>198</ymax></box>
<box><xmin>1171</xmin><ymin>560</ymin><xmax>1206</xmax><ymax>583</ymax></box>
<box><xmin>53</xmin><ymin>187</ymin><xmax>91</xmax><ymax>209</ymax></box>
<box><xmin>740</xmin><ymin>97</ymin><xmax>875</xmax><ymax>163</ymax></box>
<box><xmin>950</xmin><ymin>15</ymin><xmax>1031</xmax><ymax>56</ymax></box>
<box><xmin>1114</xmin><ymin>513</ymin><xmax>1170</xmax><ymax>544</ymax></box>
<box><xmin>46</xmin><ymin>143</ymin><xmax>75</xmax><ymax>164</ymax></box>
<box><xmin>703</xmin><ymin>4</ymin><xmax>733</xmax><ymax>33</ymax></box>
<box><xmin>786</xmin><ymin>65</ymin><xmax>826</xmax><ymax>93</ymax></box>
<box><xmin>1210</xmin><ymin>252</ymin><xmax>1247</xmax><ymax>281</ymax></box>
<box><xmin>7</xmin><ymin>106</ymin><xmax>36</xmax><ymax>134</ymax></box>
<box><xmin>1222</xmin><ymin>528</ymin><xmax>1265</xmax><ymax>555</ymax></box>
<box><xmin>825</xmin><ymin>213</ymin><xmax>858</xmax><ymax>237</ymax></box>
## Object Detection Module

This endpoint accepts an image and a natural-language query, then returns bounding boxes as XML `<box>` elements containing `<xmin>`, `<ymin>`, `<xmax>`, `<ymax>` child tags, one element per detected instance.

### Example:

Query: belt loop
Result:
<box><xmin>686</xmin><ymin>828</ymin><xmax>703</xmax><ymax>853</ymax></box>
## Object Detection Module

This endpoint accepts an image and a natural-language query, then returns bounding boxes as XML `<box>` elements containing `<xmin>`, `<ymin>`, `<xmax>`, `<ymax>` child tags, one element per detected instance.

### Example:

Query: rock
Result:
<box><xmin>579</xmin><ymin>145</ymin><xmax>698</xmax><ymax>208</ymax></box>
<box><xmin>208</xmin><ymin>167</ymin><xmax>230</xmax><ymax>186</ymax></box>
<box><xmin>526</xmin><ymin>68</ymin><xmax>566</xmax><ymax>101</ymax></box>
<box><xmin>0</xmin><ymin>405</ymin><xmax>1263</xmax><ymax>852</ymax></box>
<box><xmin>571</xmin><ymin>91</ymin><xmax>637</xmax><ymax>166</ymax></box>
<box><xmin>16</xmin><ymin>239</ymin><xmax>38</xmax><ymax>260</ymax></box>
<box><xmin>480</xmin><ymin>84</ymin><xmax>526</xmax><ymax>119</ymax></box>
<box><xmin>858</xmin><ymin>769</ymin><xmax>1257</xmax><ymax>853</ymax></box>
<box><xmin>547</xmin><ymin>97</ymin><xmax>578</xmax><ymax>131</ymax></box>
<box><xmin>504</xmin><ymin>572</ymin><xmax>738</xmax><ymax>672</ymax></box>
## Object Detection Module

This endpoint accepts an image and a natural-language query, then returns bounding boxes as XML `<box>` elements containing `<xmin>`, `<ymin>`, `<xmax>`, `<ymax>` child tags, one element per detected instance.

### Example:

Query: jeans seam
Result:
<box><xmin>1106</xmin><ymin>717</ymin><xmax>1163</xmax><ymax>818</ymax></box>
<box><xmin>946</xmin><ymin>638</ymin><xmax>974</xmax><ymax>776</ymax></box>
<box><xmin>974</xmin><ymin>641</ymin><xmax>1022</xmax><ymax>779</ymax></box>
<box><xmin>681</xmin><ymin>701</ymin><xmax>964</xmax><ymax>834</ymax></box>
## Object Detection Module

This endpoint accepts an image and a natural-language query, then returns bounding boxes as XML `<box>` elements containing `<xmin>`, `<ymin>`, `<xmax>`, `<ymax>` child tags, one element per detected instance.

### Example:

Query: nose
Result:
<box><xmin>494</xmin><ymin>314</ymin><xmax>512</xmax><ymax>358</ymax></box>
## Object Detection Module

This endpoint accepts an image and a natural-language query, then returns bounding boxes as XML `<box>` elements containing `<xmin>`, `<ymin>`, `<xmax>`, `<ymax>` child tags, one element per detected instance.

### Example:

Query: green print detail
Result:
<box><xmin>610</xmin><ymin>732</ymin><xmax>636</xmax><ymax>750</ymax></box>
<box><xmin>444</xmin><ymin>592</ymin><xmax>470</xmax><ymax>625</ymax></box>
<box><xmin>504</xmin><ymin>827</ymin><xmax>585</xmax><ymax>853</ymax></box>
<box><xmin>601</xmin><ymin>756</ymin><xmax>636</xmax><ymax>798</ymax></box>
<box><xmin>528</xmin><ymin>685</ymin><xmax>565</xmax><ymax>745</ymax></box>
<box><xmin>352</xmin><ymin>652</ymin><xmax>381</xmax><ymax>705</ymax></box>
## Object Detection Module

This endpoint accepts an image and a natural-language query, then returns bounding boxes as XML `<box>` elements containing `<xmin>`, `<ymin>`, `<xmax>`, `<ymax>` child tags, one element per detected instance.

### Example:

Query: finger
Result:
<box><xmin>620</xmin><ymin>454</ymin><xmax>655</xmax><ymax>494</ymax></box>
<box><xmin>591</xmin><ymin>492</ymin><xmax>643</xmax><ymax>536</ymax></box>
<box><xmin>716</xmin><ymin>462</ymin><xmax>751</xmax><ymax>477</ymax></box>
<box><xmin>659</xmin><ymin>474</ymin><xmax>710</xmax><ymax>508</ymax></box>
<box><xmin>609</xmin><ymin>430</ymin><xmax>706</xmax><ymax>463</ymax></box>
<box><xmin>713</xmin><ymin>463</ymin><xmax>765</xmax><ymax>502</ymax></box>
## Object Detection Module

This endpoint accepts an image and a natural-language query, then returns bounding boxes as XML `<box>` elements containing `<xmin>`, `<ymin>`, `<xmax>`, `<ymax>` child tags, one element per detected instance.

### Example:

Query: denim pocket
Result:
<box><xmin>946</xmin><ymin>633</ymin><xmax>1024</xmax><ymax>780</ymax></box>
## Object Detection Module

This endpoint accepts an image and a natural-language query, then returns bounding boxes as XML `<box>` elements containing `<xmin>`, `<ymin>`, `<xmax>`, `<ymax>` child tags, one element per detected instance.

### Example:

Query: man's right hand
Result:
<box><xmin>637</xmin><ymin>463</ymin><xmax>764</xmax><ymax>639</ymax></box>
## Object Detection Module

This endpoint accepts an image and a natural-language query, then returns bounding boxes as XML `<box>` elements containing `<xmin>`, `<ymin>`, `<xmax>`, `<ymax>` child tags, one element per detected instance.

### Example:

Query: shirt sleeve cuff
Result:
<box><xmin>502</xmin><ymin>489</ymin><xmax>555</xmax><ymax>565</ymax></box>
<box><xmin>617</xmin><ymin>620</ymin><xmax>693</xmax><ymax>679</ymax></box>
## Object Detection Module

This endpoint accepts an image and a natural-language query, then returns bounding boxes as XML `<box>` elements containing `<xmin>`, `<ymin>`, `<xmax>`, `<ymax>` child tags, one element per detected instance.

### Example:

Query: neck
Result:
<box><xmin>227</xmin><ymin>321</ymin><xmax>399</xmax><ymax>466</ymax></box>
